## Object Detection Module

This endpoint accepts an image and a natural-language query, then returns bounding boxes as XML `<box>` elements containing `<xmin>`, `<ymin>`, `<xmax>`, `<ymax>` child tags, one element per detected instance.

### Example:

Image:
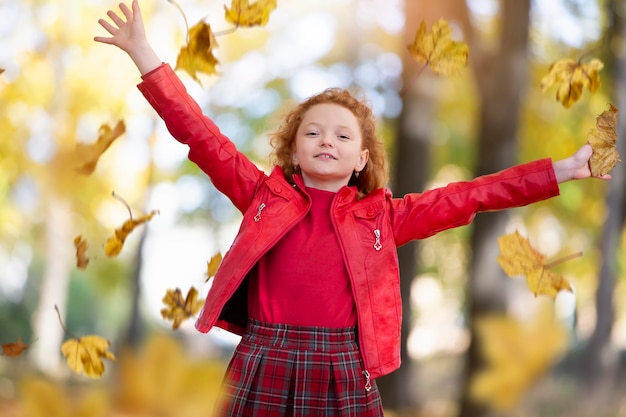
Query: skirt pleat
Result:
<box><xmin>213</xmin><ymin>319</ymin><xmax>384</xmax><ymax>417</ymax></box>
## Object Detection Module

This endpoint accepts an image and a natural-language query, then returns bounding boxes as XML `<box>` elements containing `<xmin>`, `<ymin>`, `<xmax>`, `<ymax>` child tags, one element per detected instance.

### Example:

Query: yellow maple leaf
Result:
<box><xmin>407</xmin><ymin>19</ymin><xmax>469</xmax><ymax>76</ymax></box>
<box><xmin>175</xmin><ymin>21</ymin><xmax>220</xmax><ymax>84</ymax></box>
<box><xmin>540</xmin><ymin>57</ymin><xmax>604</xmax><ymax>108</ymax></box>
<box><xmin>75</xmin><ymin>120</ymin><xmax>125</xmax><ymax>175</ymax></box>
<box><xmin>74</xmin><ymin>235</ymin><xmax>89</xmax><ymax>269</ymax></box>
<box><xmin>470</xmin><ymin>307</ymin><xmax>568</xmax><ymax>410</ymax></box>
<box><xmin>588</xmin><ymin>103</ymin><xmax>621</xmax><ymax>176</ymax></box>
<box><xmin>104</xmin><ymin>192</ymin><xmax>159</xmax><ymax>257</ymax></box>
<box><xmin>1</xmin><ymin>337</ymin><xmax>31</xmax><ymax>357</ymax></box>
<box><xmin>205</xmin><ymin>252</ymin><xmax>223</xmax><ymax>282</ymax></box>
<box><xmin>224</xmin><ymin>0</ymin><xmax>277</xmax><ymax>27</ymax></box>
<box><xmin>61</xmin><ymin>335</ymin><xmax>116</xmax><ymax>378</ymax></box>
<box><xmin>160</xmin><ymin>287</ymin><xmax>205</xmax><ymax>330</ymax></box>
<box><xmin>497</xmin><ymin>231</ymin><xmax>575</xmax><ymax>298</ymax></box>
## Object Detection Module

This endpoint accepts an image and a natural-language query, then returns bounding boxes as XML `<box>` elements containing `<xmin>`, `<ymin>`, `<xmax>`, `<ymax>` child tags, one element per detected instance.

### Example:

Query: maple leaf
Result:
<box><xmin>497</xmin><ymin>231</ymin><xmax>576</xmax><ymax>298</ymax></box>
<box><xmin>75</xmin><ymin>120</ymin><xmax>125</xmax><ymax>175</ymax></box>
<box><xmin>160</xmin><ymin>287</ymin><xmax>205</xmax><ymax>330</ymax></box>
<box><xmin>61</xmin><ymin>335</ymin><xmax>116</xmax><ymax>378</ymax></box>
<box><xmin>104</xmin><ymin>192</ymin><xmax>158</xmax><ymax>257</ymax></box>
<box><xmin>407</xmin><ymin>19</ymin><xmax>469</xmax><ymax>76</ymax></box>
<box><xmin>470</xmin><ymin>307</ymin><xmax>568</xmax><ymax>410</ymax></box>
<box><xmin>205</xmin><ymin>252</ymin><xmax>223</xmax><ymax>282</ymax></box>
<box><xmin>55</xmin><ymin>305</ymin><xmax>115</xmax><ymax>378</ymax></box>
<box><xmin>224</xmin><ymin>0</ymin><xmax>277</xmax><ymax>27</ymax></box>
<box><xmin>588</xmin><ymin>103</ymin><xmax>620</xmax><ymax>176</ymax></box>
<box><xmin>1</xmin><ymin>337</ymin><xmax>31</xmax><ymax>357</ymax></box>
<box><xmin>175</xmin><ymin>21</ymin><xmax>220</xmax><ymax>84</ymax></box>
<box><xmin>540</xmin><ymin>58</ymin><xmax>604</xmax><ymax>108</ymax></box>
<box><xmin>74</xmin><ymin>235</ymin><xmax>89</xmax><ymax>269</ymax></box>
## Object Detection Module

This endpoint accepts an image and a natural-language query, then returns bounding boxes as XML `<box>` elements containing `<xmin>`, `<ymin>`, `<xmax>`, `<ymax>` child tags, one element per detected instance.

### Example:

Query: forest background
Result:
<box><xmin>1</xmin><ymin>0</ymin><xmax>626</xmax><ymax>416</ymax></box>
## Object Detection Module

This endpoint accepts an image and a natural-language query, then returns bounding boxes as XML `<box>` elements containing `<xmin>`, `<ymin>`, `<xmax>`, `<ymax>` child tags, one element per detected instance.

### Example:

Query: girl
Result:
<box><xmin>95</xmin><ymin>1</ymin><xmax>608</xmax><ymax>415</ymax></box>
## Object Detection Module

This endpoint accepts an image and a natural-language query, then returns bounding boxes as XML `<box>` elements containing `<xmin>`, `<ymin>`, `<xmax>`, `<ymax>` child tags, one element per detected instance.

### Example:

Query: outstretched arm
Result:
<box><xmin>553</xmin><ymin>143</ymin><xmax>611</xmax><ymax>183</ymax></box>
<box><xmin>94</xmin><ymin>0</ymin><xmax>161</xmax><ymax>75</ymax></box>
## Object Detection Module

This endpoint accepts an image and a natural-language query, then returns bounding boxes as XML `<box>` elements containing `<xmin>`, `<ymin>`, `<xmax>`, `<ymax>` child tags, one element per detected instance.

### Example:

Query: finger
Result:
<box><xmin>119</xmin><ymin>3</ymin><xmax>133</xmax><ymax>21</ymax></box>
<box><xmin>93</xmin><ymin>36</ymin><xmax>114</xmax><ymax>44</ymax></box>
<box><xmin>107</xmin><ymin>9</ymin><xmax>126</xmax><ymax>27</ymax></box>
<box><xmin>97</xmin><ymin>19</ymin><xmax>118</xmax><ymax>35</ymax></box>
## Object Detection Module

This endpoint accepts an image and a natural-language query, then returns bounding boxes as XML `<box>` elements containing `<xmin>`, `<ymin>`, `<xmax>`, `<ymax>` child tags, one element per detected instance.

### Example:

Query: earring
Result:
<box><xmin>354</xmin><ymin>170</ymin><xmax>360</xmax><ymax>178</ymax></box>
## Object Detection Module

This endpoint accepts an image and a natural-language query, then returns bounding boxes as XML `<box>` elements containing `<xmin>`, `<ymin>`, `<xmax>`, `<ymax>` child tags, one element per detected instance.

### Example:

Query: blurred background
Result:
<box><xmin>1</xmin><ymin>0</ymin><xmax>626</xmax><ymax>416</ymax></box>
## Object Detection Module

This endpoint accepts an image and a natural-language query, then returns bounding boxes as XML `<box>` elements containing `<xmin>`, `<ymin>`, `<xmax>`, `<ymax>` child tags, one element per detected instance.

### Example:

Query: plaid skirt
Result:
<box><xmin>213</xmin><ymin>319</ymin><xmax>384</xmax><ymax>417</ymax></box>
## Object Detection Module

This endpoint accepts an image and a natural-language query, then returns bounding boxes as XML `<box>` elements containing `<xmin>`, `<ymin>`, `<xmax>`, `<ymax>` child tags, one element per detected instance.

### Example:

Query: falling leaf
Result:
<box><xmin>588</xmin><ymin>103</ymin><xmax>620</xmax><ymax>176</ymax></box>
<box><xmin>175</xmin><ymin>21</ymin><xmax>220</xmax><ymax>83</ymax></box>
<box><xmin>160</xmin><ymin>287</ymin><xmax>205</xmax><ymax>330</ymax></box>
<box><xmin>74</xmin><ymin>235</ymin><xmax>90</xmax><ymax>269</ymax></box>
<box><xmin>61</xmin><ymin>335</ymin><xmax>116</xmax><ymax>378</ymax></box>
<box><xmin>75</xmin><ymin>120</ymin><xmax>125</xmax><ymax>175</ymax></box>
<box><xmin>470</xmin><ymin>307</ymin><xmax>568</xmax><ymax>410</ymax></box>
<box><xmin>497</xmin><ymin>231</ymin><xmax>575</xmax><ymax>298</ymax></box>
<box><xmin>224</xmin><ymin>0</ymin><xmax>277</xmax><ymax>27</ymax></box>
<box><xmin>0</xmin><ymin>68</ymin><xmax>4</xmax><ymax>74</ymax></box>
<box><xmin>540</xmin><ymin>58</ymin><xmax>604</xmax><ymax>108</ymax></box>
<box><xmin>1</xmin><ymin>337</ymin><xmax>31</xmax><ymax>357</ymax></box>
<box><xmin>407</xmin><ymin>19</ymin><xmax>469</xmax><ymax>76</ymax></box>
<box><xmin>104</xmin><ymin>210</ymin><xmax>158</xmax><ymax>257</ymax></box>
<box><xmin>205</xmin><ymin>252</ymin><xmax>223</xmax><ymax>282</ymax></box>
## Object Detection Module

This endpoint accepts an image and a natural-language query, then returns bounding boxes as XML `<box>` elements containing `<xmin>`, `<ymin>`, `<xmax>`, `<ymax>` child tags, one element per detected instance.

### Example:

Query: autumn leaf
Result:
<box><xmin>104</xmin><ymin>192</ymin><xmax>158</xmax><ymax>257</ymax></box>
<box><xmin>75</xmin><ymin>120</ymin><xmax>125</xmax><ymax>175</ymax></box>
<box><xmin>55</xmin><ymin>305</ymin><xmax>115</xmax><ymax>378</ymax></box>
<box><xmin>588</xmin><ymin>103</ymin><xmax>620</xmax><ymax>176</ymax></box>
<box><xmin>205</xmin><ymin>252</ymin><xmax>223</xmax><ymax>282</ymax></box>
<box><xmin>175</xmin><ymin>21</ymin><xmax>220</xmax><ymax>83</ymax></box>
<box><xmin>74</xmin><ymin>235</ymin><xmax>89</xmax><ymax>269</ymax></box>
<box><xmin>407</xmin><ymin>19</ymin><xmax>469</xmax><ymax>76</ymax></box>
<box><xmin>61</xmin><ymin>336</ymin><xmax>116</xmax><ymax>378</ymax></box>
<box><xmin>160</xmin><ymin>287</ymin><xmax>205</xmax><ymax>330</ymax></box>
<box><xmin>224</xmin><ymin>0</ymin><xmax>277</xmax><ymax>27</ymax></box>
<box><xmin>497</xmin><ymin>231</ymin><xmax>576</xmax><ymax>298</ymax></box>
<box><xmin>470</xmin><ymin>307</ymin><xmax>568</xmax><ymax>410</ymax></box>
<box><xmin>0</xmin><ymin>68</ymin><xmax>4</xmax><ymax>74</ymax></box>
<box><xmin>1</xmin><ymin>337</ymin><xmax>31</xmax><ymax>357</ymax></box>
<box><xmin>540</xmin><ymin>57</ymin><xmax>604</xmax><ymax>108</ymax></box>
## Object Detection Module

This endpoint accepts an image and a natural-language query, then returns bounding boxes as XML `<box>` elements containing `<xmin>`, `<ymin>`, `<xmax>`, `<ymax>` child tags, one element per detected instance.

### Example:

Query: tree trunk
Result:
<box><xmin>579</xmin><ymin>0</ymin><xmax>626</xmax><ymax>387</ymax></box>
<box><xmin>457</xmin><ymin>1</ymin><xmax>532</xmax><ymax>416</ymax></box>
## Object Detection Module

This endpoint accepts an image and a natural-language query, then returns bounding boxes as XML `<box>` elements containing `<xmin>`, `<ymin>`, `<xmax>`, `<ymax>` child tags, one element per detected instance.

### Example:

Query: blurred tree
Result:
<box><xmin>579</xmin><ymin>0</ymin><xmax>626</xmax><ymax>388</ymax></box>
<box><xmin>449</xmin><ymin>1</ymin><xmax>534</xmax><ymax>416</ymax></box>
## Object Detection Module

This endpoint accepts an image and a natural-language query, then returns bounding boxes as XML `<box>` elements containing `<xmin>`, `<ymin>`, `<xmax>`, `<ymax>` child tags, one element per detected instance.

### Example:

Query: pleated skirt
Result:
<box><xmin>213</xmin><ymin>319</ymin><xmax>384</xmax><ymax>417</ymax></box>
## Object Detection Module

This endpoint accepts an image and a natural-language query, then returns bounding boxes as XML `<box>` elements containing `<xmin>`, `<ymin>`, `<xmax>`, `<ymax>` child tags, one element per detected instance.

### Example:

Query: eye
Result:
<box><xmin>306</xmin><ymin>131</ymin><xmax>319</xmax><ymax>137</ymax></box>
<box><xmin>338</xmin><ymin>134</ymin><xmax>350</xmax><ymax>140</ymax></box>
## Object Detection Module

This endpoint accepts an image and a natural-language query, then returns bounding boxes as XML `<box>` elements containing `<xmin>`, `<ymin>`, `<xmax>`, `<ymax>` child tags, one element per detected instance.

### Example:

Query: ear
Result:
<box><xmin>356</xmin><ymin>149</ymin><xmax>369</xmax><ymax>172</ymax></box>
<box><xmin>292</xmin><ymin>152</ymin><xmax>299</xmax><ymax>166</ymax></box>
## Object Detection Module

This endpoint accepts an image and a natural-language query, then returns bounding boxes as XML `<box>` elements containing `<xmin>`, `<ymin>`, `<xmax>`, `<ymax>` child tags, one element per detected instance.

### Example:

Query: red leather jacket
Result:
<box><xmin>138</xmin><ymin>64</ymin><xmax>560</xmax><ymax>379</ymax></box>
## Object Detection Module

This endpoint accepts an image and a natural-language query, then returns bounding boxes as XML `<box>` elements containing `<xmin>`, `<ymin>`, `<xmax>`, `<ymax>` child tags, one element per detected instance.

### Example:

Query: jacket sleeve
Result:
<box><xmin>390</xmin><ymin>158</ymin><xmax>560</xmax><ymax>246</ymax></box>
<box><xmin>137</xmin><ymin>63</ymin><xmax>265</xmax><ymax>213</ymax></box>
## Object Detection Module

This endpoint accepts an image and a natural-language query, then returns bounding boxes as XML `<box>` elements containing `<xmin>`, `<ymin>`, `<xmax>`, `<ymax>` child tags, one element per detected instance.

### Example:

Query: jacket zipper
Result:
<box><xmin>362</xmin><ymin>370</ymin><xmax>372</xmax><ymax>392</ymax></box>
<box><xmin>373</xmin><ymin>229</ymin><xmax>382</xmax><ymax>251</ymax></box>
<box><xmin>254</xmin><ymin>203</ymin><xmax>266</xmax><ymax>222</ymax></box>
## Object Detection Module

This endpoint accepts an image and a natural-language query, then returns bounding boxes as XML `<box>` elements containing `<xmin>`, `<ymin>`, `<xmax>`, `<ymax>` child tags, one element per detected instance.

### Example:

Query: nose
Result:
<box><xmin>320</xmin><ymin>133</ymin><xmax>334</xmax><ymax>147</ymax></box>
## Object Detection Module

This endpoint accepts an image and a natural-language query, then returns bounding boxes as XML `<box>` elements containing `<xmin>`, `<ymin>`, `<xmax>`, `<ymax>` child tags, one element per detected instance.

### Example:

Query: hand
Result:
<box><xmin>94</xmin><ymin>0</ymin><xmax>161</xmax><ymax>75</ymax></box>
<box><xmin>553</xmin><ymin>143</ymin><xmax>611</xmax><ymax>183</ymax></box>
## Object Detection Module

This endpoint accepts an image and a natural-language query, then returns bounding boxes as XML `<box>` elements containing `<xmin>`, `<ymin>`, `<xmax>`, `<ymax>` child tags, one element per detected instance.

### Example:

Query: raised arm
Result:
<box><xmin>552</xmin><ymin>143</ymin><xmax>611</xmax><ymax>183</ymax></box>
<box><xmin>94</xmin><ymin>0</ymin><xmax>161</xmax><ymax>75</ymax></box>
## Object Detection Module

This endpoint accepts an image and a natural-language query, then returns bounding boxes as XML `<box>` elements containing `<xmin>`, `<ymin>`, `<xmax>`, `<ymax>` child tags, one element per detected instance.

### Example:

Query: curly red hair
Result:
<box><xmin>268</xmin><ymin>88</ymin><xmax>389</xmax><ymax>196</ymax></box>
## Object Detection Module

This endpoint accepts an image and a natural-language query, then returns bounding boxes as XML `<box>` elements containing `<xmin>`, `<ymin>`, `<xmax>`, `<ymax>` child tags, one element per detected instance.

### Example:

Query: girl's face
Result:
<box><xmin>292</xmin><ymin>103</ymin><xmax>369</xmax><ymax>192</ymax></box>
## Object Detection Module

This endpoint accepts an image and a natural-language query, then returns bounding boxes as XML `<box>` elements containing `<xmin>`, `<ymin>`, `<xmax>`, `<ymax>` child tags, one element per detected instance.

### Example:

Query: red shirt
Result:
<box><xmin>248</xmin><ymin>187</ymin><xmax>357</xmax><ymax>327</ymax></box>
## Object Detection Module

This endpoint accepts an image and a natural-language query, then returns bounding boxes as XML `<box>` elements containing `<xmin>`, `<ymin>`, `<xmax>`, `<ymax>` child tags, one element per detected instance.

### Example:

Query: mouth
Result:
<box><xmin>315</xmin><ymin>153</ymin><xmax>337</xmax><ymax>160</ymax></box>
